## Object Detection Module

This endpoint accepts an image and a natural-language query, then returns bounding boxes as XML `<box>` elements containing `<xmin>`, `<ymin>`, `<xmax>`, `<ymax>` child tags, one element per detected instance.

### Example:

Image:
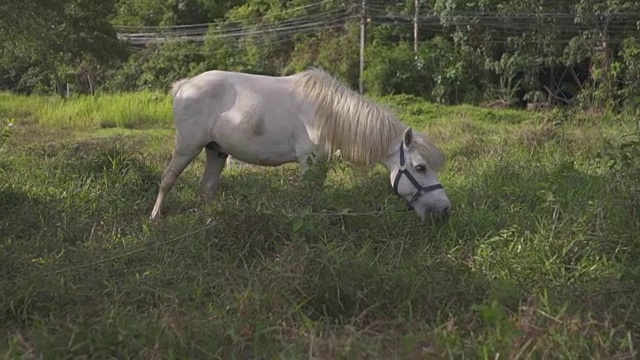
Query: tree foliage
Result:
<box><xmin>1</xmin><ymin>0</ymin><xmax>640</xmax><ymax>110</ymax></box>
<box><xmin>0</xmin><ymin>0</ymin><xmax>126</xmax><ymax>95</ymax></box>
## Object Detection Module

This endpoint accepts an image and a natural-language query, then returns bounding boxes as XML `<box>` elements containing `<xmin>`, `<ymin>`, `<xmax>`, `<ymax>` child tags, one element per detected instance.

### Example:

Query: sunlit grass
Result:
<box><xmin>0</xmin><ymin>90</ymin><xmax>173</xmax><ymax>129</ymax></box>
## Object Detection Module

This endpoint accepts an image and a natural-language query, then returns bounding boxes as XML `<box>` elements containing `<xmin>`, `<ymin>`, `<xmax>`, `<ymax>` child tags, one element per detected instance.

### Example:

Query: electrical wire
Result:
<box><xmin>115</xmin><ymin>4</ymin><xmax>640</xmax><ymax>49</ymax></box>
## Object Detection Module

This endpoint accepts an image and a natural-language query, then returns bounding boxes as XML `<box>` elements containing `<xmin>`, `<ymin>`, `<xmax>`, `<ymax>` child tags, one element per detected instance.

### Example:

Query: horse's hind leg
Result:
<box><xmin>150</xmin><ymin>141</ymin><xmax>202</xmax><ymax>220</ymax></box>
<box><xmin>201</xmin><ymin>145</ymin><xmax>227</xmax><ymax>203</ymax></box>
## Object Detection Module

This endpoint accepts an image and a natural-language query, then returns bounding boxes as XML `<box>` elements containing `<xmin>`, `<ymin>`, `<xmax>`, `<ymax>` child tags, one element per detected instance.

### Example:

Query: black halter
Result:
<box><xmin>392</xmin><ymin>143</ymin><xmax>444</xmax><ymax>209</ymax></box>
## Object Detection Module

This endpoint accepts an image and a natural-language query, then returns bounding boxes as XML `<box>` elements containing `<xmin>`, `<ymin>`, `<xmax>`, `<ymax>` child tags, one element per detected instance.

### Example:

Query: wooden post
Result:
<box><xmin>414</xmin><ymin>0</ymin><xmax>419</xmax><ymax>52</ymax></box>
<box><xmin>359</xmin><ymin>0</ymin><xmax>366</xmax><ymax>94</ymax></box>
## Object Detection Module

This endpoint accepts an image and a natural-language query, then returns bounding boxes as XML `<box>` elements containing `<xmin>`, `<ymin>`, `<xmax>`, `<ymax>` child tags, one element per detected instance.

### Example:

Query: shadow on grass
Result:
<box><xmin>1</xmin><ymin>137</ymin><xmax>160</xmax><ymax>241</ymax></box>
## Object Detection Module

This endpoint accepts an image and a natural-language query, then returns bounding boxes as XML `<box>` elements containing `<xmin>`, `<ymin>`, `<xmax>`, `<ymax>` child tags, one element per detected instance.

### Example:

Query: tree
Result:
<box><xmin>0</xmin><ymin>0</ymin><xmax>126</xmax><ymax>95</ymax></box>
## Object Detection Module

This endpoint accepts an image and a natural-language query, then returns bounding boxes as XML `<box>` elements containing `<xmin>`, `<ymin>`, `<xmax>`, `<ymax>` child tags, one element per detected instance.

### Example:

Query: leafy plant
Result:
<box><xmin>598</xmin><ymin>125</ymin><xmax>640</xmax><ymax>178</ymax></box>
<box><xmin>0</xmin><ymin>118</ymin><xmax>13</xmax><ymax>148</ymax></box>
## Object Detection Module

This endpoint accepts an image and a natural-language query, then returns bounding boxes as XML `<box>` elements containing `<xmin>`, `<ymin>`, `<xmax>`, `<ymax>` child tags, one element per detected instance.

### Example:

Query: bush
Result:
<box><xmin>598</xmin><ymin>125</ymin><xmax>640</xmax><ymax>182</ymax></box>
<box><xmin>104</xmin><ymin>41</ymin><xmax>206</xmax><ymax>92</ymax></box>
<box><xmin>285</xmin><ymin>24</ymin><xmax>361</xmax><ymax>88</ymax></box>
<box><xmin>362</xmin><ymin>42</ymin><xmax>426</xmax><ymax>96</ymax></box>
<box><xmin>363</xmin><ymin>37</ymin><xmax>484</xmax><ymax>104</ymax></box>
<box><xmin>619</xmin><ymin>37</ymin><xmax>640</xmax><ymax>111</ymax></box>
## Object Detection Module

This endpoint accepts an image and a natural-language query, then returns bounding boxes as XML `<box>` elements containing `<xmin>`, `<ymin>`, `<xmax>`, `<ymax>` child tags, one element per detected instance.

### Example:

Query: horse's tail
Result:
<box><xmin>169</xmin><ymin>78</ymin><xmax>190</xmax><ymax>97</ymax></box>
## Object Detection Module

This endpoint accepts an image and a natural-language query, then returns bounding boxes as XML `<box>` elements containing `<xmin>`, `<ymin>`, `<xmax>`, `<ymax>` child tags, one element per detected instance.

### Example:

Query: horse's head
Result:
<box><xmin>386</xmin><ymin>127</ymin><xmax>451</xmax><ymax>223</ymax></box>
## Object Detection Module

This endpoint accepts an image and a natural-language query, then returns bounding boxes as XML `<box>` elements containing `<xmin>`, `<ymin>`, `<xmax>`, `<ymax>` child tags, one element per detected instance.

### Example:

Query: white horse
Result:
<box><xmin>150</xmin><ymin>68</ymin><xmax>451</xmax><ymax>222</ymax></box>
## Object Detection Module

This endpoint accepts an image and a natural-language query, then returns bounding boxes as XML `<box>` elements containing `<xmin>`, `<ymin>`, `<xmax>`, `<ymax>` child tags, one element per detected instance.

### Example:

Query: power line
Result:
<box><xmin>114</xmin><ymin>2</ymin><xmax>640</xmax><ymax>87</ymax></box>
<box><xmin>114</xmin><ymin>0</ymin><xmax>347</xmax><ymax>31</ymax></box>
<box><xmin>117</xmin><ymin>8</ymin><xmax>350</xmax><ymax>35</ymax></box>
<box><xmin>116</xmin><ymin>8</ymin><xmax>640</xmax><ymax>44</ymax></box>
<box><xmin>119</xmin><ymin>15</ymin><xmax>356</xmax><ymax>46</ymax></box>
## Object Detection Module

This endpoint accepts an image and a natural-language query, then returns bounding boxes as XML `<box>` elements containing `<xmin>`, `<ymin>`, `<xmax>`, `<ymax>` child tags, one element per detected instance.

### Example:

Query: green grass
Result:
<box><xmin>0</xmin><ymin>91</ymin><xmax>173</xmax><ymax>129</ymax></box>
<box><xmin>1</xmin><ymin>91</ymin><xmax>639</xmax><ymax>359</ymax></box>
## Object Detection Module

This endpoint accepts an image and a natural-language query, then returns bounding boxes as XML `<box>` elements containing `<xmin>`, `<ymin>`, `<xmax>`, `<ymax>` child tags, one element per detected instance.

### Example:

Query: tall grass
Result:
<box><xmin>0</xmin><ymin>91</ymin><xmax>173</xmax><ymax>129</ymax></box>
<box><xmin>0</xmin><ymin>90</ymin><xmax>557</xmax><ymax>132</ymax></box>
<box><xmin>0</xmin><ymin>90</ymin><xmax>629</xmax><ymax>132</ymax></box>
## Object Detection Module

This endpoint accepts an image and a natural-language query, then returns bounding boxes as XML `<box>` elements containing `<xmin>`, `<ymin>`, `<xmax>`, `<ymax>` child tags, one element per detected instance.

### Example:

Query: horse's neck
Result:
<box><xmin>377</xmin><ymin>142</ymin><xmax>402</xmax><ymax>173</ymax></box>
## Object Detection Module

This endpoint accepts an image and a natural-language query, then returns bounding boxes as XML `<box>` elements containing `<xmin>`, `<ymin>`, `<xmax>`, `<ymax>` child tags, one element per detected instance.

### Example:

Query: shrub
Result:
<box><xmin>363</xmin><ymin>37</ymin><xmax>484</xmax><ymax>104</ymax></box>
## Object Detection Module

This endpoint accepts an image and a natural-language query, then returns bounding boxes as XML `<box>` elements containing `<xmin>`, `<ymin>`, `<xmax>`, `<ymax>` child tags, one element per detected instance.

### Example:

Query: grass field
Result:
<box><xmin>1</xmin><ymin>91</ymin><xmax>639</xmax><ymax>359</ymax></box>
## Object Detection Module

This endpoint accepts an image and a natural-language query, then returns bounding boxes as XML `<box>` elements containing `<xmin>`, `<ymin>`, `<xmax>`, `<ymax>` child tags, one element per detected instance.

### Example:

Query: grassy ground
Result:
<box><xmin>1</xmin><ymin>91</ymin><xmax>639</xmax><ymax>359</ymax></box>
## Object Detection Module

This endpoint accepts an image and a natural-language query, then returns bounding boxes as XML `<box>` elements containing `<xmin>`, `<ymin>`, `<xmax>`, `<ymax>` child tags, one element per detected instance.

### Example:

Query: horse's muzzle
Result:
<box><xmin>424</xmin><ymin>206</ymin><xmax>451</xmax><ymax>223</ymax></box>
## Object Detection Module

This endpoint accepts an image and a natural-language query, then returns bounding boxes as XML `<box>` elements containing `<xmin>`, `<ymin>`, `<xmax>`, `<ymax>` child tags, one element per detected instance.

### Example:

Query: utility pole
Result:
<box><xmin>359</xmin><ymin>0</ymin><xmax>366</xmax><ymax>94</ymax></box>
<box><xmin>414</xmin><ymin>0</ymin><xmax>419</xmax><ymax>53</ymax></box>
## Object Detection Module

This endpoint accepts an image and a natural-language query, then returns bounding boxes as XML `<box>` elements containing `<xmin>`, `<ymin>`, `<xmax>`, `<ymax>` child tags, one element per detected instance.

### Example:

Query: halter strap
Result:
<box><xmin>392</xmin><ymin>143</ymin><xmax>444</xmax><ymax>209</ymax></box>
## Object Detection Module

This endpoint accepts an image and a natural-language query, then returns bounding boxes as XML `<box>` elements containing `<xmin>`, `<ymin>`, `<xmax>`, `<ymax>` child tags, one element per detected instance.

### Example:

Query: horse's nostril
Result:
<box><xmin>441</xmin><ymin>207</ymin><xmax>451</xmax><ymax>220</ymax></box>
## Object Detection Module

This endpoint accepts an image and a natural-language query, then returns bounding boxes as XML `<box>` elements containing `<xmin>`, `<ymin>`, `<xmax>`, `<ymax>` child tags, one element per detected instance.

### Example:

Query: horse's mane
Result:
<box><xmin>292</xmin><ymin>68</ymin><xmax>444</xmax><ymax>169</ymax></box>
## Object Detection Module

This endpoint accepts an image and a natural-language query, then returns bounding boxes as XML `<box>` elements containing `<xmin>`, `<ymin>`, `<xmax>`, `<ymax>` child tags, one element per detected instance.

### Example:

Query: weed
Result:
<box><xmin>0</xmin><ymin>118</ymin><xmax>13</xmax><ymax>148</ymax></box>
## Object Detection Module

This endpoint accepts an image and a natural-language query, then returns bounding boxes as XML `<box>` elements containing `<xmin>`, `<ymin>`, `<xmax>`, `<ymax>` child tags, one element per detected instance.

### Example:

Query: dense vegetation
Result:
<box><xmin>1</xmin><ymin>92</ymin><xmax>639</xmax><ymax>358</ymax></box>
<box><xmin>2</xmin><ymin>0</ymin><xmax>640</xmax><ymax>111</ymax></box>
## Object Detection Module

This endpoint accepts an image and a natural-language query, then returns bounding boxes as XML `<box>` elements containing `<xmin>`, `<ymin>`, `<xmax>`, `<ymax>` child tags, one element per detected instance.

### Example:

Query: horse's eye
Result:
<box><xmin>414</xmin><ymin>164</ymin><xmax>426</xmax><ymax>172</ymax></box>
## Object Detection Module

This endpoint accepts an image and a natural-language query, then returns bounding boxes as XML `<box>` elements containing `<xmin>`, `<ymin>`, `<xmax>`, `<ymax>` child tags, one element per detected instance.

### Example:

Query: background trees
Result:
<box><xmin>0</xmin><ymin>0</ymin><xmax>127</xmax><ymax>95</ymax></box>
<box><xmin>1</xmin><ymin>0</ymin><xmax>639</xmax><ymax>111</ymax></box>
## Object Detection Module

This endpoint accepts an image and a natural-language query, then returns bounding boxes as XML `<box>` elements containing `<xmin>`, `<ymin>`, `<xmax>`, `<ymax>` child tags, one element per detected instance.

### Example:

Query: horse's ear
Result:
<box><xmin>403</xmin><ymin>127</ymin><xmax>414</xmax><ymax>148</ymax></box>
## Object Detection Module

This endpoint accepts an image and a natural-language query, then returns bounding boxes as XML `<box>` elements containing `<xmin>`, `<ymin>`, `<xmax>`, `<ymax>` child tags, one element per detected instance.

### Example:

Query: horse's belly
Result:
<box><xmin>214</xmin><ymin>126</ymin><xmax>299</xmax><ymax>166</ymax></box>
<box><xmin>230</xmin><ymin>139</ymin><xmax>297</xmax><ymax>166</ymax></box>
<box><xmin>209</xmin><ymin>88</ymin><xmax>311</xmax><ymax>166</ymax></box>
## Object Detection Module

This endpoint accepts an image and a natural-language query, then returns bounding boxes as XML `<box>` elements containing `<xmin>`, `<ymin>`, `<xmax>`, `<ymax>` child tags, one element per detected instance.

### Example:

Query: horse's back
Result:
<box><xmin>172</xmin><ymin>71</ymin><xmax>300</xmax><ymax>115</ymax></box>
<box><xmin>178</xmin><ymin>70</ymin><xmax>303</xmax><ymax>119</ymax></box>
<box><xmin>178</xmin><ymin>70</ymin><xmax>295</xmax><ymax>97</ymax></box>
